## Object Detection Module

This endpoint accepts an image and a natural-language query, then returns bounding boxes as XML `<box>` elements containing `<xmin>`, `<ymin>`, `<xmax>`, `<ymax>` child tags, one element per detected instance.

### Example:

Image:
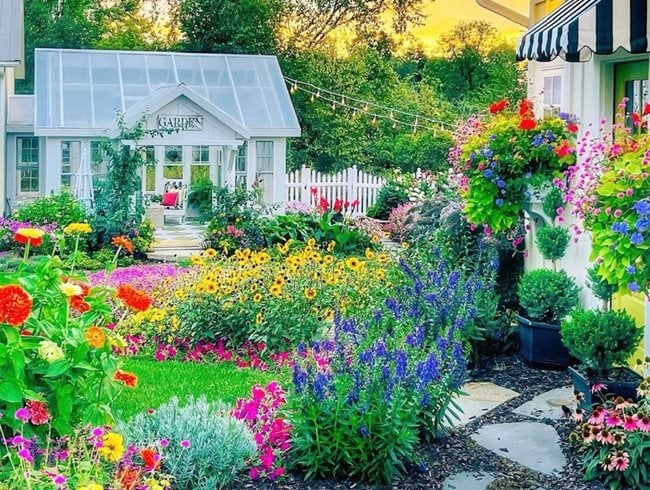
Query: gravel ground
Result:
<box><xmin>241</xmin><ymin>354</ymin><xmax>606</xmax><ymax>490</ymax></box>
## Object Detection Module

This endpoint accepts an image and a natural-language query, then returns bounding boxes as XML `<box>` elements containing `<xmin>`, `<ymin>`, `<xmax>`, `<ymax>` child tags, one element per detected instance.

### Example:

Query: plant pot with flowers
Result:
<box><xmin>517</xmin><ymin>268</ymin><xmax>580</xmax><ymax>368</ymax></box>
<box><xmin>561</xmin><ymin>308</ymin><xmax>643</xmax><ymax>409</ymax></box>
<box><xmin>450</xmin><ymin>98</ymin><xmax>578</xmax><ymax>237</ymax></box>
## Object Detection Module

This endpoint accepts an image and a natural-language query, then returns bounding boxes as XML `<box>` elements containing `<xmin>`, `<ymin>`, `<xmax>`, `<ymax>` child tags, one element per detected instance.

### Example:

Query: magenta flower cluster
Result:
<box><xmin>88</xmin><ymin>264</ymin><xmax>190</xmax><ymax>295</ymax></box>
<box><xmin>232</xmin><ymin>382</ymin><xmax>291</xmax><ymax>482</ymax></box>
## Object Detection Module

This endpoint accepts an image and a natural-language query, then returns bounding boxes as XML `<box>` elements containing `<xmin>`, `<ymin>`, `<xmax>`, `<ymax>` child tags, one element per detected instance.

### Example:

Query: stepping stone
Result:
<box><xmin>471</xmin><ymin>422</ymin><xmax>566</xmax><ymax>476</ymax></box>
<box><xmin>451</xmin><ymin>382</ymin><xmax>520</xmax><ymax>426</ymax></box>
<box><xmin>513</xmin><ymin>386</ymin><xmax>574</xmax><ymax>420</ymax></box>
<box><xmin>442</xmin><ymin>471</ymin><xmax>497</xmax><ymax>490</ymax></box>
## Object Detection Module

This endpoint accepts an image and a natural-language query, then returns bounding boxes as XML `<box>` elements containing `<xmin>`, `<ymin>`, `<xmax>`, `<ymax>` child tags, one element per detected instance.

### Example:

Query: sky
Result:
<box><xmin>410</xmin><ymin>0</ymin><xmax>528</xmax><ymax>52</ymax></box>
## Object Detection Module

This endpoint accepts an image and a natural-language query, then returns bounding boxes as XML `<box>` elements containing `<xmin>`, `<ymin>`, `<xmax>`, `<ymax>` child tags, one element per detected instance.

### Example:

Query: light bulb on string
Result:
<box><xmin>310</xmin><ymin>93</ymin><xmax>315</xmax><ymax>102</ymax></box>
<box><xmin>332</xmin><ymin>101</ymin><xmax>337</xmax><ymax>110</ymax></box>
<box><xmin>341</xmin><ymin>96</ymin><xmax>346</xmax><ymax>106</ymax></box>
<box><xmin>389</xmin><ymin>110</ymin><xmax>394</xmax><ymax>119</ymax></box>
<box><xmin>392</xmin><ymin>120</ymin><xmax>397</xmax><ymax>129</ymax></box>
<box><xmin>364</xmin><ymin>103</ymin><xmax>369</xmax><ymax>111</ymax></box>
<box><xmin>316</xmin><ymin>90</ymin><xmax>320</xmax><ymax>98</ymax></box>
<box><xmin>372</xmin><ymin>115</ymin><xmax>378</xmax><ymax>124</ymax></box>
<box><xmin>413</xmin><ymin>117</ymin><xmax>419</xmax><ymax>134</ymax></box>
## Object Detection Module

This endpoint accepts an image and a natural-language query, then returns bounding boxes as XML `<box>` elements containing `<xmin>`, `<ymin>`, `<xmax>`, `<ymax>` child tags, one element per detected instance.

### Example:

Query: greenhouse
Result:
<box><xmin>5</xmin><ymin>48</ymin><xmax>300</xmax><ymax>212</ymax></box>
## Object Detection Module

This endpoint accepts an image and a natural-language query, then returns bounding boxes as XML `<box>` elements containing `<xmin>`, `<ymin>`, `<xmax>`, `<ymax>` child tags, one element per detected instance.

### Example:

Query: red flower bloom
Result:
<box><xmin>0</xmin><ymin>284</ymin><xmax>33</xmax><ymax>327</ymax></box>
<box><xmin>140</xmin><ymin>447</ymin><xmax>160</xmax><ymax>470</ymax></box>
<box><xmin>310</xmin><ymin>187</ymin><xmax>318</xmax><ymax>196</ymax></box>
<box><xmin>26</xmin><ymin>400</ymin><xmax>50</xmax><ymax>426</ymax></box>
<box><xmin>13</xmin><ymin>231</ymin><xmax>43</xmax><ymax>248</ymax></box>
<box><xmin>114</xmin><ymin>369</ymin><xmax>138</xmax><ymax>388</ymax></box>
<box><xmin>70</xmin><ymin>282</ymin><xmax>91</xmax><ymax>313</ymax></box>
<box><xmin>116</xmin><ymin>284</ymin><xmax>151</xmax><ymax>312</ymax></box>
<box><xmin>632</xmin><ymin>112</ymin><xmax>642</xmax><ymax>126</ymax></box>
<box><xmin>519</xmin><ymin>118</ymin><xmax>537</xmax><ymax>131</ymax></box>
<box><xmin>489</xmin><ymin>99</ymin><xmax>509</xmax><ymax>114</ymax></box>
<box><xmin>333</xmin><ymin>198</ymin><xmax>343</xmax><ymax>213</ymax></box>
<box><xmin>644</xmin><ymin>103</ymin><xmax>650</xmax><ymax>116</ymax></box>
<box><xmin>518</xmin><ymin>99</ymin><xmax>534</xmax><ymax>118</ymax></box>
<box><xmin>555</xmin><ymin>141</ymin><xmax>572</xmax><ymax>158</ymax></box>
<box><xmin>566</xmin><ymin>122</ymin><xmax>579</xmax><ymax>133</ymax></box>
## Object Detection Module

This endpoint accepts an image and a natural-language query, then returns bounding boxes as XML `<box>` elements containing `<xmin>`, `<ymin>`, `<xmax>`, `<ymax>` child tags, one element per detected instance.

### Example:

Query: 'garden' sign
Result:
<box><xmin>157</xmin><ymin>115</ymin><xmax>203</xmax><ymax>131</ymax></box>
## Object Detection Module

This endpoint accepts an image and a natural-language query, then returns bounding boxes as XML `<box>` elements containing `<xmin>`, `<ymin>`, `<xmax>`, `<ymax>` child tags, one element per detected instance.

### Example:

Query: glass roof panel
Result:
<box><xmin>34</xmin><ymin>49</ymin><xmax>300</xmax><ymax>133</ymax></box>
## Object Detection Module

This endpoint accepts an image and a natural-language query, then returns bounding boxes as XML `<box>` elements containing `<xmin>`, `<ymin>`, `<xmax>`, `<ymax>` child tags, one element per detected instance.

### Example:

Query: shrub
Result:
<box><xmin>366</xmin><ymin>181</ymin><xmax>410</xmax><ymax>219</ymax></box>
<box><xmin>118</xmin><ymin>396</ymin><xmax>256</xmax><ymax>490</ymax></box>
<box><xmin>13</xmin><ymin>191</ymin><xmax>88</xmax><ymax>228</ymax></box>
<box><xmin>561</xmin><ymin>309</ymin><xmax>642</xmax><ymax>377</ymax></box>
<box><xmin>288</xmin><ymin>258</ymin><xmax>484</xmax><ymax>484</ymax></box>
<box><xmin>387</xmin><ymin>202</ymin><xmax>414</xmax><ymax>242</ymax></box>
<box><xmin>570</xmin><ymin>381</ymin><xmax>650</xmax><ymax>489</ymax></box>
<box><xmin>536</xmin><ymin>226</ymin><xmax>570</xmax><ymax>262</ymax></box>
<box><xmin>542</xmin><ymin>186</ymin><xmax>565</xmax><ymax>222</ymax></box>
<box><xmin>586</xmin><ymin>264</ymin><xmax>616</xmax><ymax>309</ymax></box>
<box><xmin>132</xmin><ymin>219</ymin><xmax>155</xmax><ymax>254</ymax></box>
<box><xmin>517</xmin><ymin>269</ymin><xmax>580</xmax><ymax>323</ymax></box>
<box><xmin>188</xmin><ymin>177</ymin><xmax>214</xmax><ymax>223</ymax></box>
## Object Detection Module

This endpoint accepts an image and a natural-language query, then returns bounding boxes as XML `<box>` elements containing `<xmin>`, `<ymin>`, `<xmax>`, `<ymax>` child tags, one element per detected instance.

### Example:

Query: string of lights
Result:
<box><xmin>283</xmin><ymin>75</ymin><xmax>454</xmax><ymax>135</ymax></box>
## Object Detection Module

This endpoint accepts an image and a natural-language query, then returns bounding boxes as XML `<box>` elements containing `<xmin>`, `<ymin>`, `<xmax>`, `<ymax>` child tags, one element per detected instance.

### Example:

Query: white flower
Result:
<box><xmin>38</xmin><ymin>340</ymin><xmax>64</xmax><ymax>363</ymax></box>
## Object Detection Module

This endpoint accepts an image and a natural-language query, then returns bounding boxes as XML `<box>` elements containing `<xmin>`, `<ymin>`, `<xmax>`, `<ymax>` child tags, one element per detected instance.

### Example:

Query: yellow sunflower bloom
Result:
<box><xmin>304</xmin><ymin>287</ymin><xmax>317</xmax><ymax>300</ymax></box>
<box><xmin>253</xmin><ymin>293</ymin><xmax>263</xmax><ymax>302</ymax></box>
<box><xmin>205</xmin><ymin>248</ymin><xmax>217</xmax><ymax>258</ymax></box>
<box><xmin>345</xmin><ymin>257</ymin><xmax>361</xmax><ymax>271</ymax></box>
<box><xmin>256</xmin><ymin>312</ymin><xmax>263</xmax><ymax>325</ymax></box>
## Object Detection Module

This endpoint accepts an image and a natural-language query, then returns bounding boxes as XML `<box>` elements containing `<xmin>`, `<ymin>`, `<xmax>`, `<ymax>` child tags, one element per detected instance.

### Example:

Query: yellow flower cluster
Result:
<box><xmin>63</xmin><ymin>222</ymin><xmax>92</xmax><ymax>235</ymax></box>
<box><xmin>123</xmin><ymin>240</ymin><xmax>395</xmax><ymax>345</ymax></box>
<box><xmin>98</xmin><ymin>432</ymin><xmax>125</xmax><ymax>462</ymax></box>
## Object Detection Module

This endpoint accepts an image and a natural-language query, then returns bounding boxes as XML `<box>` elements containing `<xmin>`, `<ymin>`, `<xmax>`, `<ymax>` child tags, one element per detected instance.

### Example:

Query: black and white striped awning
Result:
<box><xmin>516</xmin><ymin>0</ymin><xmax>650</xmax><ymax>62</ymax></box>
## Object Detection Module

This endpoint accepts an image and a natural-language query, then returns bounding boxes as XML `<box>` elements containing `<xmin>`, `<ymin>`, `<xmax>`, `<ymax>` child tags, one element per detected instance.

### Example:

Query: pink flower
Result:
<box><xmin>159</xmin><ymin>438</ymin><xmax>169</xmax><ymax>447</ymax></box>
<box><xmin>614</xmin><ymin>209</ymin><xmax>622</xmax><ymax>218</ymax></box>
<box><xmin>249</xmin><ymin>467</ymin><xmax>260</xmax><ymax>480</ymax></box>
<box><xmin>605</xmin><ymin>411</ymin><xmax>622</xmax><ymax>427</ymax></box>
<box><xmin>14</xmin><ymin>407</ymin><xmax>29</xmax><ymax>423</ymax></box>
<box><xmin>589</xmin><ymin>406</ymin><xmax>607</xmax><ymax>425</ymax></box>
<box><xmin>637</xmin><ymin>415</ymin><xmax>650</xmax><ymax>432</ymax></box>
<box><xmin>261</xmin><ymin>451</ymin><xmax>275</xmax><ymax>469</ymax></box>
<box><xmin>17</xmin><ymin>448</ymin><xmax>33</xmax><ymax>462</ymax></box>
<box><xmin>611</xmin><ymin>451</ymin><xmax>630</xmax><ymax>471</ymax></box>
<box><xmin>180</xmin><ymin>439</ymin><xmax>190</xmax><ymax>448</ymax></box>
<box><xmin>597</xmin><ymin>429</ymin><xmax>615</xmax><ymax>444</ymax></box>
<box><xmin>591</xmin><ymin>382</ymin><xmax>607</xmax><ymax>394</ymax></box>
<box><xmin>623</xmin><ymin>415</ymin><xmax>638</xmax><ymax>431</ymax></box>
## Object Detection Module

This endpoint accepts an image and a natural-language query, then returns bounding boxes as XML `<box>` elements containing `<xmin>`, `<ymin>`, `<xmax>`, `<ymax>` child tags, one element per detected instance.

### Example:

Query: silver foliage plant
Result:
<box><xmin>117</xmin><ymin>396</ymin><xmax>257</xmax><ymax>490</ymax></box>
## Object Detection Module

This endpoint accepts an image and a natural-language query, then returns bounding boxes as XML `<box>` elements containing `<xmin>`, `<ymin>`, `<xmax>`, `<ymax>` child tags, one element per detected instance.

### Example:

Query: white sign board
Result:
<box><xmin>157</xmin><ymin>114</ymin><xmax>204</xmax><ymax>131</ymax></box>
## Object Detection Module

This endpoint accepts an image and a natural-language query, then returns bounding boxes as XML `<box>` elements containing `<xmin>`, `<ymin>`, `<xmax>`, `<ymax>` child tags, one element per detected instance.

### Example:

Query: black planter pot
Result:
<box><xmin>517</xmin><ymin>314</ymin><xmax>570</xmax><ymax>369</ymax></box>
<box><xmin>569</xmin><ymin>366</ymin><xmax>643</xmax><ymax>409</ymax></box>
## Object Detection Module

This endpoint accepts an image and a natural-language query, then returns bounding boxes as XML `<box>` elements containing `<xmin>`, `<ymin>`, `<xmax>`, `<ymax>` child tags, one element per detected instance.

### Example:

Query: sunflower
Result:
<box><xmin>326</xmin><ymin>240</ymin><xmax>336</xmax><ymax>252</ymax></box>
<box><xmin>256</xmin><ymin>313</ymin><xmax>264</xmax><ymax>325</ymax></box>
<box><xmin>304</xmin><ymin>288</ymin><xmax>317</xmax><ymax>300</ymax></box>
<box><xmin>323</xmin><ymin>255</ymin><xmax>334</xmax><ymax>265</ymax></box>
<box><xmin>270</xmin><ymin>284</ymin><xmax>282</xmax><ymax>297</ymax></box>
<box><xmin>204</xmin><ymin>248</ymin><xmax>217</xmax><ymax>258</ymax></box>
<box><xmin>365</xmin><ymin>248</ymin><xmax>375</xmax><ymax>259</ymax></box>
<box><xmin>401</xmin><ymin>241</ymin><xmax>410</xmax><ymax>249</ymax></box>
<box><xmin>375</xmin><ymin>270</ymin><xmax>386</xmax><ymax>280</ymax></box>
<box><xmin>323</xmin><ymin>309</ymin><xmax>335</xmax><ymax>322</ymax></box>
<box><xmin>205</xmin><ymin>282</ymin><xmax>218</xmax><ymax>294</ymax></box>
<box><xmin>274</xmin><ymin>275</ymin><xmax>285</xmax><ymax>287</ymax></box>
<box><xmin>307</xmin><ymin>238</ymin><xmax>317</xmax><ymax>248</ymax></box>
<box><xmin>345</xmin><ymin>257</ymin><xmax>361</xmax><ymax>271</ymax></box>
<box><xmin>253</xmin><ymin>293</ymin><xmax>263</xmax><ymax>302</ymax></box>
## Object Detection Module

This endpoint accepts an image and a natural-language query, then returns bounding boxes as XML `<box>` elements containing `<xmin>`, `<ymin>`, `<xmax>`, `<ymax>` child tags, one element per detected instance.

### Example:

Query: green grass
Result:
<box><xmin>113</xmin><ymin>357</ymin><xmax>281</xmax><ymax>421</ymax></box>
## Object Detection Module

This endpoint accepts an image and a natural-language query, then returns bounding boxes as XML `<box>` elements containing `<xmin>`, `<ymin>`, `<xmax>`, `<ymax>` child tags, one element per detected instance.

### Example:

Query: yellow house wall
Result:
<box><xmin>530</xmin><ymin>0</ymin><xmax>564</xmax><ymax>24</ymax></box>
<box><xmin>612</xmin><ymin>293</ymin><xmax>647</xmax><ymax>373</ymax></box>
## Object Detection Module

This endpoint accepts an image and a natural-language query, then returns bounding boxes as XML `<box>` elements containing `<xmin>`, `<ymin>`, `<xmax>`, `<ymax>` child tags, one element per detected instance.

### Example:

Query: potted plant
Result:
<box><xmin>517</xmin><ymin>268</ymin><xmax>580</xmax><ymax>367</ymax></box>
<box><xmin>561</xmin><ymin>308</ymin><xmax>643</xmax><ymax>408</ymax></box>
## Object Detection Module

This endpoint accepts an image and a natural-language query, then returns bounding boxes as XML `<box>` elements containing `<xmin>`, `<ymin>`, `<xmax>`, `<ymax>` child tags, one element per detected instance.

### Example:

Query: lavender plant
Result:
<box><xmin>288</xmin><ymin>257</ymin><xmax>485</xmax><ymax>484</ymax></box>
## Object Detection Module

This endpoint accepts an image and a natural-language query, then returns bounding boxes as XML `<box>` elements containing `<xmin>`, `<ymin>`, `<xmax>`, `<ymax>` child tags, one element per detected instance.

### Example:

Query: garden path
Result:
<box><xmin>147</xmin><ymin>223</ymin><xmax>206</xmax><ymax>261</ymax></box>
<box><xmin>444</xmin><ymin>383</ymin><xmax>577</xmax><ymax>490</ymax></box>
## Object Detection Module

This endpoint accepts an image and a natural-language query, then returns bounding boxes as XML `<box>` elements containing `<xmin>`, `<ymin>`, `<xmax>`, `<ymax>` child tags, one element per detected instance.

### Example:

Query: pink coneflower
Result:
<box><xmin>591</xmin><ymin>382</ymin><xmax>607</xmax><ymax>394</ymax></box>
<box><xmin>637</xmin><ymin>414</ymin><xmax>650</xmax><ymax>432</ymax></box>
<box><xmin>589</xmin><ymin>406</ymin><xmax>607</xmax><ymax>425</ymax></box>
<box><xmin>597</xmin><ymin>429</ymin><xmax>615</xmax><ymax>444</ymax></box>
<box><xmin>605</xmin><ymin>410</ymin><xmax>623</xmax><ymax>427</ymax></box>
<box><xmin>601</xmin><ymin>455</ymin><xmax>614</xmax><ymax>472</ymax></box>
<box><xmin>573</xmin><ymin>408</ymin><xmax>584</xmax><ymax>423</ymax></box>
<box><xmin>612</xmin><ymin>432</ymin><xmax>626</xmax><ymax>446</ymax></box>
<box><xmin>611</xmin><ymin>451</ymin><xmax>630</xmax><ymax>471</ymax></box>
<box><xmin>614</xmin><ymin>396</ymin><xmax>633</xmax><ymax>410</ymax></box>
<box><xmin>623</xmin><ymin>415</ymin><xmax>639</xmax><ymax>431</ymax></box>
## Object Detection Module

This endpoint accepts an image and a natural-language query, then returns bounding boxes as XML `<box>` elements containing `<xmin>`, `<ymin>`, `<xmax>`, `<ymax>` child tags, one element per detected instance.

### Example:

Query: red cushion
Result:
<box><xmin>161</xmin><ymin>192</ymin><xmax>178</xmax><ymax>207</ymax></box>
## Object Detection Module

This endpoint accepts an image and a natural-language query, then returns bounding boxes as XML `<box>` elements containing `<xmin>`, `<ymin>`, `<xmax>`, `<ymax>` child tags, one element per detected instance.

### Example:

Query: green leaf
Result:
<box><xmin>0</xmin><ymin>382</ymin><xmax>23</xmax><ymax>403</ymax></box>
<box><xmin>45</xmin><ymin>359</ymin><xmax>72</xmax><ymax>378</ymax></box>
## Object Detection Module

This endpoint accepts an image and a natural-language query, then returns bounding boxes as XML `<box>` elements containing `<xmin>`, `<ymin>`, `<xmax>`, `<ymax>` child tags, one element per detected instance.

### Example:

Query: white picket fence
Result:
<box><xmin>286</xmin><ymin>165</ymin><xmax>386</xmax><ymax>215</ymax></box>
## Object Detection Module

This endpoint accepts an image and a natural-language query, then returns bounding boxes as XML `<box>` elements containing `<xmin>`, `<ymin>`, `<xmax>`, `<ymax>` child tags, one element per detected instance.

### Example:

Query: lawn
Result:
<box><xmin>113</xmin><ymin>357</ymin><xmax>281</xmax><ymax>420</ymax></box>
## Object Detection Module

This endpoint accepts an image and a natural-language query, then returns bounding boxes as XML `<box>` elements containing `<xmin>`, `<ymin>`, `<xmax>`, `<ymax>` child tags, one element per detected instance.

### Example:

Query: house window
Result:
<box><xmin>614</xmin><ymin>61</ymin><xmax>649</xmax><ymax>129</ymax></box>
<box><xmin>163</xmin><ymin>145</ymin><xmax>184</xmax><ymax>180</ymax></box>
<box><xmin>543</xmin><ymin>74</ymin><xmax>562</xmax><ymax>117</ymax></box>
<box><xmin>144</xmin><ymin>146</ymin><xmax>156</xmax><ymax>192</ymax></box>
<box><xmin>235</xmin><ymin>143</ymin><xmax>247</xmax><ymax>189</ymax></box>
<box><xmin>90</xmin><ymin>140</ymin><xmax>108</xmax><ymax>179</ymax></box>
<box><xmin>190</xmin><ymin>145</ymin><xmax>210</xmax><ymax>185</ymax></box>
<box><xmin>61</xmin><ymin>141</ymin><xmax>81</xmax><ymax>187</ymax></box>
<box><xmin>255</xmin><ymin>141</ymin><xmax>274</xmax><ymax>202</ymax></box>
<box><xmin>17</xmin><ymin>137</ymin><xmax>39</xmax><ymax>194</ymax></box>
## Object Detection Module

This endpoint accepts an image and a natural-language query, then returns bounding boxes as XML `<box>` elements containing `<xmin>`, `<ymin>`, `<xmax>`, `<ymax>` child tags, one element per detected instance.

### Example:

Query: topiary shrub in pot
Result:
<box><xmin>561</xmin><ymin>309</ymin><xmax>643</xmax><ymax>408</ymax></box>
<box><xmin>517</xmin><ymin>268</ymin><xmax>580</xmax><ymax>367</ymax></box>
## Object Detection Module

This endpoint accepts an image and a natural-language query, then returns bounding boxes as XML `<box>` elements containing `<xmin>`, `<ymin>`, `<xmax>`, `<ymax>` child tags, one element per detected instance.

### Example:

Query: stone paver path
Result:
<box><xmin>471</xmin><ymin>421</ymin><xmax>566</xmax><ymax>476</ymax></box>
<box><xmin>452</xmin><ymin>382</ymin><xmax>520</xmax><ymax>426</ymax></box>
<box><xmin>442</xmin><ymin>471</ymin><xmax>497</xmax><ymax>490</ymax></box>
<box><xmin>513</xmin><ymin>386</ymin><xmax>574</xmax><ymax>420</ymax></box>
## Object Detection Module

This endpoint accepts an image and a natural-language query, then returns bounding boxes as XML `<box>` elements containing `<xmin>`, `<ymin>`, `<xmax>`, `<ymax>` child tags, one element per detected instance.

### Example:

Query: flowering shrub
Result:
<box><xmin>452</xmin><ymin>100</ymin><xmax>578</xmax><ymax>233</ymax></box>
<box><xmin>88</xmin><ymin>264</ymin><xmax>190</xmax><ymax>295</ymax></box>
<box><xmin>367</xmin><ymin>169</ymin><xmax>437</xmax><ymax>220</ymax></box>
<box><xmin>0</xmin><ymin>424</ymin><xmax>173</xmax><ymax>489</ymax></box>
<box><xmin>0</xmin><ymin>226</ymin><xmax>144</xmax><ymax>438</ymax></box>
<box><xmin>387</xmin><ymin>202</ymin><xmax>415</xmax><ymax>242</ymax></box>
<box><xmin>560</xmin><ymin>107</ymin><xmax>650</xmax><ymax>293</ymax></box>
<box><xmin>571</xmin><ymin>381</ymin><xmax>650</xmax><ymax>489</ymax></box>
<box><xmin>288</xmin><ymin>257</ymin><xmax>485</xmax><ymax>484</ymax></box>
<box><xmin>232</xmin><ymin>382</ymin><xmax>290</xmax><ymax>482</ymax></box>
<box><xmin>0</xmin><ymin>217</ymin><xmax>57</xmax><ymax>253</ymax></box>
<box><xmin>118</xmin><ymin>396</ymin><xmax>256</xmax><ymax>490</ymax></box>
<box><xmin>122</xmin><ymin>242</ymin><xmax>397</xmax><ymax>352</ymax></box>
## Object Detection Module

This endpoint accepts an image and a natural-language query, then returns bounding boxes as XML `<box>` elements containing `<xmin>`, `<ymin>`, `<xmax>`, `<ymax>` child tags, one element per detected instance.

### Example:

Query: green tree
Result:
<box><xmin>179</xmin><ymin>0</ymin><xmax>284</xmax><ymax>54</ymax></box>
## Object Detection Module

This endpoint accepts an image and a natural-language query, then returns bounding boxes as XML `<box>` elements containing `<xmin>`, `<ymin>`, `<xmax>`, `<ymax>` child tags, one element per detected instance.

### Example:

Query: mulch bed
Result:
<box><xmin>245</xmin><ymin>353</ymin><xmax>605</xmax><ymax>490</ymax></box>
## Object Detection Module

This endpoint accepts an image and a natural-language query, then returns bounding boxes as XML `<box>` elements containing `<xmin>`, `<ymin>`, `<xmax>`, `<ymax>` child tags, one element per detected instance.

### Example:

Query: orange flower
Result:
<box><xmin>71</xmin><ymin>283</ymin><xmax>91</xmax><ymax>313</ymax></box>
<box><xmin>14</xmin><ymin>228</ymin><xmax>44</xmax><ymax>248</ymax></box>
<box><xmin>140</xmin><ymin>447</ymin><xmax>160</xmax><ymax>470</ymax></box>
<box><xmin>85</xmin><ymin>326</ymin><xmax>106</xmax><ymax>348</ymax></box>
<box><xmin>0</xmin><ymin>284</ymin><xmax>32</xmax><ymax>326</ymax></box>
<box><xmin>114</xmin><ymin>369</ymin><xmax>138</xmax><ymax>388</ymax></box>
<box><xmin>111</xmin><ymin>236</ymin><xmax>134</xmax><ymax>254</ymax></box>
<box><xmin>116</xmin><ymin>284</ymin><xmax>151</xmax><ymax>312</ymax></box>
